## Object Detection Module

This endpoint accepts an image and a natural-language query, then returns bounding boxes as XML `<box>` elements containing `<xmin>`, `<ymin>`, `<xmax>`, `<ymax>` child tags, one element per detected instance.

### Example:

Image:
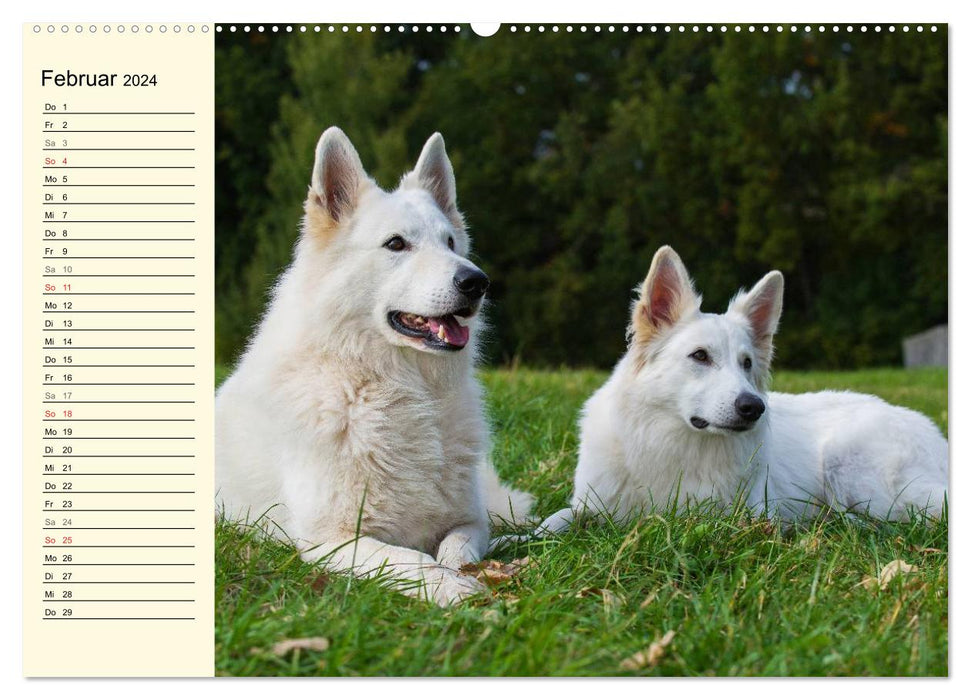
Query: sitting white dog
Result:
<box><xmin>516</xmin><ymin>245</ymin><xmax>947</xmax><ymax>541</ymax></box>
<box><xmin>216</xmin><ymin>127</ymin><xmax>533</xmax><ymax>605</ymax></box>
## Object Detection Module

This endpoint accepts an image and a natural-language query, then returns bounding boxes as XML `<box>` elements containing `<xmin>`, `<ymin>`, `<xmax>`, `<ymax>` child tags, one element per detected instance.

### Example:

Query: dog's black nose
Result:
<box><xmin>453</xmin><ymin>266</ymin><xmax>490</xmax><ymax>300</ymax></box>
<box><xmin>734</xmin><ymin>393</ymin><xmax>766</xmax><ymax>422</ymax></box>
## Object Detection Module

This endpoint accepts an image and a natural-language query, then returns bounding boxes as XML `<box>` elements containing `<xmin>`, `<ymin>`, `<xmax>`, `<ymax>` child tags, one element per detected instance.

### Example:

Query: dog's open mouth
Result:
<box><xmin>388</xmin><ymin>310</ymin><xmax>473</xmax><ymax>351</ymax></box>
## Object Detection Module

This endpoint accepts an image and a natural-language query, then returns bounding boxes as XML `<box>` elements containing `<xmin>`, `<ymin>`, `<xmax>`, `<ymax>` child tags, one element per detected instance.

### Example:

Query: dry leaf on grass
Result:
<box><xmin>620</xmin><ymin>630</ymin><xmax>676</xmax><ymax>671</ymax></box>
<box><xmin>861</xmin><ymin>560</ymin><xmax>918</xmax><ymax>592</ymax></box>
<box><xmin>306</xmin><ymin>571</ymin><xmax>331</xmax><ymax>594</ymax></box>
<box><xmin>459</xmin><ymin>557</ymin><xmax>531</xmax><ymax>586</ymax></box>
<box><xmin>576</xmin><ymin>586</ymin><xmax>625</xmax><ymax>611</ymax></box>
<box><xmin>265</xmin><ymin>637</ymin><xmax>330</xmax><ymax>656</ymax></box>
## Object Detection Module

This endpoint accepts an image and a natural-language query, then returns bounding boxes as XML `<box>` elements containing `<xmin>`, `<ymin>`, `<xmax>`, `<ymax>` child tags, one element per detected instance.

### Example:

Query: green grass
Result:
<box><xmin>214</xmin><ymin>365</ymin><xmax>948</xmax><ymax>676</ymax></box>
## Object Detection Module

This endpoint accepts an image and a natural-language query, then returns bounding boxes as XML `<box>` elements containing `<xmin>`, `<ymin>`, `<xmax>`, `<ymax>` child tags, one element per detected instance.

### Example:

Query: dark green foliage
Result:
<box><xmin>215</xmin><ymin>27</ymin><xmax>946</xmax><ymax>369</ymax></box>
<box><xmin>215</xmin><ymin>31</ymin><xmax>293</xmax><ymax>361</ymax></box>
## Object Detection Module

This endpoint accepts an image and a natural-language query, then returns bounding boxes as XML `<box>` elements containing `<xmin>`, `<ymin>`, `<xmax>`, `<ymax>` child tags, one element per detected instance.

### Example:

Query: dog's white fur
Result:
<box><xmin>216</xmin><ymin>127</ymin><xmax>534</xmax><ymax>605</ymax></box>
<box><xmin>519</xmin><ymin>246</ymin><xmax>947</xmax><ymax>541</ymax></box>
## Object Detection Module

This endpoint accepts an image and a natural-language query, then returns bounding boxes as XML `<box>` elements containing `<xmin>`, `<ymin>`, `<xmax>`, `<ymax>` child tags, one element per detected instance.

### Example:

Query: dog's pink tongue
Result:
<box><xmin>429</xmin><ymin>316</ymin><xmax>469</xmax><ymax>348</ymax></box>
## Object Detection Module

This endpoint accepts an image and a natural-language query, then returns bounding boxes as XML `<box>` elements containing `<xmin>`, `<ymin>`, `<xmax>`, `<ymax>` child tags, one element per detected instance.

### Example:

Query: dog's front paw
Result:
<box><xmin>436</xmin><ymin>548</ymin><xmax>477</xmax><ymax>571</ymax></box>
<box><xmin>435</xmin><ymin>528</ymin><xmax>485</xmax><ymax>570</ymax></box>
<box><xmin>423</xmin><ymin>568</ymin><xmax>486</xmax><ymax>606</ymax></box>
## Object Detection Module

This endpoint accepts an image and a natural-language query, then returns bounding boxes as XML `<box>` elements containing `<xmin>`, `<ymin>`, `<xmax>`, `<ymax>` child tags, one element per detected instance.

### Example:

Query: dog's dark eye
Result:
<box><xmin>384</xmin><ymin>235</ymin><xmax>407</xmax><ymax>252</ymax></box>
<box><xmin>742</xmin><ymin>357</ymin><xmax>752</xmax><ymax>371</ymax></box>
<box><xmin>447</xmin><ymin>236</ymin><xmax>455</xmax><ymax>251</ymax></box>
<box><xmin>689</xmin><ymin>349</ymin><xmax>710</xmax><ymax>364</ymax></box>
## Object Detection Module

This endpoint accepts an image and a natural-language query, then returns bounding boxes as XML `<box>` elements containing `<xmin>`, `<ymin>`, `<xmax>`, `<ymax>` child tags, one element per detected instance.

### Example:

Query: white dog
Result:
<box><xmin>514</xmin><ymin>246</ymin><xmax>947</xmax><ymax>541</ymax></box>
<box><xmin>216</xmin><ymin>127</ymin><xmax>534</xmax><ymax>605</ymax></box>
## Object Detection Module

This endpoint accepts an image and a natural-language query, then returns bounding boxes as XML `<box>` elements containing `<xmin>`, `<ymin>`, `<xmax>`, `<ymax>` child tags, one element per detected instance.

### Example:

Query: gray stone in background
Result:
<box><xmin>903</xmin><ymin>325</ymin><xmax>948</xmax><ymax>367</ymax></box>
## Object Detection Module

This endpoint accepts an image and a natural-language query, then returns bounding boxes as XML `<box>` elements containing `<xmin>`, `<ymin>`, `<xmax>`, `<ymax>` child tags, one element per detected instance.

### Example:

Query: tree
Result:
<box><xmin>216</xmin><ymin>32</ymin><xmax>415</xmax><ymax>363</ymax></box>
<box><xmin>214</xmin><ymin>27</ymin><xmax>947</xmax><ymax>370</ymax></box>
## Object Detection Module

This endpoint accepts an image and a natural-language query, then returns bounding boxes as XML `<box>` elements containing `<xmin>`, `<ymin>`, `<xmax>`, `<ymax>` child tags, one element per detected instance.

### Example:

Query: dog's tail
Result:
<box><xmin>480</xmin><ymin>464</ymin><xmax>536</xmax><ymax>526</ymax></box>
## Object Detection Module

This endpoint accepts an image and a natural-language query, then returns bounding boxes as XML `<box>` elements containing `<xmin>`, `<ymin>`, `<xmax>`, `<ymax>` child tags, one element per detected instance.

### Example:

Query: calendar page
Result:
<box><xmin>20</xmin><ymin>19</ymin><xmax>951</xmax><ymax>680</ymax></box>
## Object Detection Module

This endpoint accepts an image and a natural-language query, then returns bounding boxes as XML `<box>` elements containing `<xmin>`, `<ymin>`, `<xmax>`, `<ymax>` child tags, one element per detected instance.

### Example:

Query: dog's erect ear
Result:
<box><xmin>308</xmin><ymin>127</ymin><xmax>368</xmax><ymax>224</ymax></box>
<box><xmin>404</xmin><ymin>133</ymin><xmax>463</xmax><ymax>228</ymax></box>
<box><xmin>631</xmin><ymin>246</ymin><xmax>701</xmax><ymax>344</ymax></box>
<box><xmin>729</xmin><ymin>270</ymin><xmax>784</xmax><ymax>352</ymax></box>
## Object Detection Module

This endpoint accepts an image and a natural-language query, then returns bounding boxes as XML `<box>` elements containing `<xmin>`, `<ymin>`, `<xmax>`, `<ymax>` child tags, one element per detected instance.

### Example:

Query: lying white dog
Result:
<box><xmin>514</xmin><ymin>246</ymin><xmax>947</xmax><ymax>541</ymax></box>
<box><xmin>216</xmin><ymin>127</ymin><xmax>533</xmax><ymax>605</ymax></box>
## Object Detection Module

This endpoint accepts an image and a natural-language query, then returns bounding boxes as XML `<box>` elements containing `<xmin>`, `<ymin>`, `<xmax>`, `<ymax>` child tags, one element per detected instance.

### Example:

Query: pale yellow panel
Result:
<box><xmin>23</xmin><ymin>23</ymin><xmax>214</xmax><ymax>677</ymax></box>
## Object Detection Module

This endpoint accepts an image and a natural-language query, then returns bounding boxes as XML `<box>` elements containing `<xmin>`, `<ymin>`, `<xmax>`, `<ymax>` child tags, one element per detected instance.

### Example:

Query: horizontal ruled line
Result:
<box><xmin>41</xmin><ymin>238</ymin><xmax>196</xmax><ymax>241</ymax></box>
<box><xmin>42</xmin><ymin>382</ymin><xmax>196</xmax><ymax>385</ymax></box>
<box><xmin>43</xmin><ymin>509</ymin><xmax>195</xmax><ymax>511</ymax></box>
<box><xmin>43</xmin><ymin>111</ymin><xmax>195</xmax><ymax>115</ymax></box>
<box><xmin>42</xmin><ymin>545</ymin><xmax>195</xmax><ymax>548</ymax></box>
<box><xmin>43</xmin><ymin>310</ymin><xmax>194</xmax><ymax>313</ymax></box>
<box><xmin>40</xmin><ymin>455</ymin><xmax>195</xmax><ymax>458</ymax></box>
<box><xmin>43</xmin><ymin>149</ymin><xmax>195</xmax><ymax>152</ymax></box>
<box><xmin>43</xmin><ymin>166</ymin><xmax>195</xmax><ymax>169</ymax></box>
<box><xmin>43</xmin><ymin>256</ymin><xmax>195</xmax><ymax>259</ymax></box>
<box><xmin>44</xmin><ymin>527</ymin><xmax>196</xmax><ymax>530</ymax></box>
<box><xmin>43</xmin><ymin>617</ymin><xmax>196</xmax><ymax>621</ymax></box>
<box><xmin>42</xmin><ymin>221</ymin><xmax>196</xmax><ymax>224</ymax></box>
<box><xmin>43</xmin><ymin>439</ymin><xmax>194</xmax><ymax>444</ymax></box>
<box><xmin>40</xmin><ymin>600</ymin><xmax>196</xmax><ymax>603</ymax></box>
<box><xmin>43</xmin><ymin>292</ymin><xmax>195</xmax><ymax>295</ymax></box>
<box><xmin>43</xmin><ymin>184</ymin><xmax>195</xmax><ymax>187</ymax></box>
<box><xmin>44</xmin><ymin>492</ymin><xmax>194</xmax><ymax>495</ymax></box>
<box><xmin>43</xmin><ymin>346</ymin><xmax>195</xmax><ymax>349</ymax></box>
<box><xmin>43</xmin><ymin>563</ymin><xmax>194</xmax><ymax>566</ymax></box>
<box><xmin>42</xmin><ymin>331</ymin><xmax>195</xmax><ymax>334</ymax></box>
<box><xmin>42</xmin><ymin>419</ymin><xmax>196</xmax><ymax>422</ymax></box>
<box><xmin>42</xmin><ymin>472</ymin><xmax>196</xmax><ymax>478</ymax></box>
<box><xmin>43</xmin><ymin>130</ymin><xmax>195</xmax><ymax>133</ymax></box>
<box><xmin>41</xmin><ymin>364</ymin><xmax>195</xmax><ymax>369</ymax></box>
<box><xmin>41</xmin><ymin>203</ymin><xmax>195</xmax><ymax>206</ymax></box>
<box><xmin>50</xmin><ymin>581</ymin><xmax>195</xmax><ymax>584</ymax></box>
<box><xmin>43</xmin><ymin>401</ymin><xmax>195</xmax><ymax>404</ymax></box>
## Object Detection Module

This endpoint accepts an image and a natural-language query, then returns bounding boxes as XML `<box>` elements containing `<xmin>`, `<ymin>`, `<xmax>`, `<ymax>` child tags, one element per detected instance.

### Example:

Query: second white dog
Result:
<box><xmin>520</xmin><ymin>246</ymin><xmax>947</xmax><ymax>540</ymax></box>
